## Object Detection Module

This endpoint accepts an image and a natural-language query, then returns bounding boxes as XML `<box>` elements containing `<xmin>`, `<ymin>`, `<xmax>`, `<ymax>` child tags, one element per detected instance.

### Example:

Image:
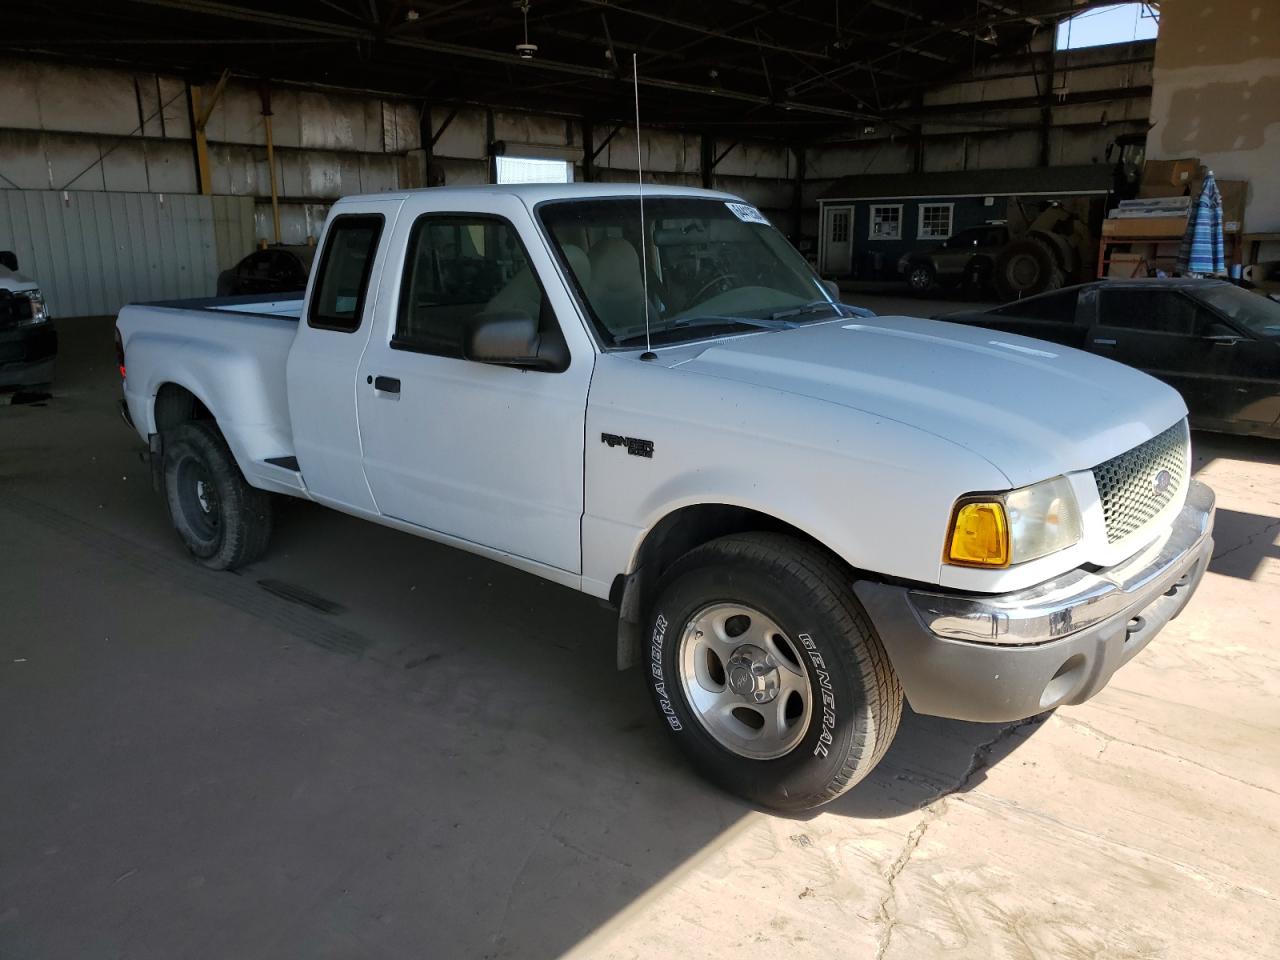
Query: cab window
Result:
<box><xmin>308</xmin><ymin>215</ymin><xmax>384</xmax><ymax>332</ymax></box>
<box><xmin>393</xmin><ymin>214</ymin><xmax>555</xmax><ymax>359</ymax></box>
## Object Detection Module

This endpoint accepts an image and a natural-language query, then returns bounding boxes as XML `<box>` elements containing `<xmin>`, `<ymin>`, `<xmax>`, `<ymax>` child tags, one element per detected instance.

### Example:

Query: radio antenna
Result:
<box><xmin>633</xmin><ymin>53</ymin><xmax>653</xmax><ymax>357</ymax></box>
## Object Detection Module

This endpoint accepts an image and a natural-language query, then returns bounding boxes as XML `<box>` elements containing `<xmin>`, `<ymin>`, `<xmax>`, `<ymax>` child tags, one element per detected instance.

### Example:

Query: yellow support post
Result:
<box><xmin>190</xmin><ymin>86</ymin><xmax>212</xmax><ymax>196</ymax></box>
<box><xmin>191</xmin><ymin>69</ymin><xmax>231</xmax><ymax>197</ymax></box>
<box><xmin>260</xmin><ymin>84</ymin><xmax>282</xmax><ymax>244</ymax></box>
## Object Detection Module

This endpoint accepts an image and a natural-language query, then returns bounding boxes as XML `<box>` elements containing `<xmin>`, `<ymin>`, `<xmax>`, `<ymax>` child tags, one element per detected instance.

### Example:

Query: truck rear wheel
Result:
<box><xmin>643</xmin><ymin>533</ymin><xmax>902</xmax><ymax>811</ymax></box>
<box><xmin>163</xmin><ymin>421</ymin><xmax>273</xmax><ymax>571</ymax></box>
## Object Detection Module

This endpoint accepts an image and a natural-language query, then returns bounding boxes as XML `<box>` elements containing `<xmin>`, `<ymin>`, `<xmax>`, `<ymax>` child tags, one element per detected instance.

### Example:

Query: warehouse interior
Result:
<box><xmin>2</xmin><ymin>2</ymin><xmax>1279</xmax><ymax>958</ymax></box>
<box><xmin>0</xmin><ymin>0</ymin><xmax>1235</xmax><ymax>313</ymax></box>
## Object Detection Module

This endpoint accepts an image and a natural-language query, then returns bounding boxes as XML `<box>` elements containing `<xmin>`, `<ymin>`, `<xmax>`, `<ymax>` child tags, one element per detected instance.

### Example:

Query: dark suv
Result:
<box><xmin>897</xmin><ymin>225</ymin><xmax>1009</xmax><ymax>294</ymax></box>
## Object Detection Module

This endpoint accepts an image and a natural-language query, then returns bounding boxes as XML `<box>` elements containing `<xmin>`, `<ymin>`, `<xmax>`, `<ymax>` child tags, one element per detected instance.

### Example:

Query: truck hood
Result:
<box><xmin>669</xmin><ymin>315</ymin><xmax>1187</xmax><ymax>487</ymax></box>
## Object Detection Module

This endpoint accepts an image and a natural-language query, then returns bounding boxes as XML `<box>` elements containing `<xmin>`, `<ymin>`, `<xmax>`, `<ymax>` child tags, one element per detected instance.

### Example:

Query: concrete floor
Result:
<box><xmin>2</xmin><ymin>312</ymin><xmax>1278</xmax><ymax>960</ymax></box>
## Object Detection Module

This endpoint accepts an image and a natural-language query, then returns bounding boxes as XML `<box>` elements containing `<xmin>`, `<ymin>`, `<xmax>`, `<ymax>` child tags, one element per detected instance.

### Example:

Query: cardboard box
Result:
<box><xmin>1102</xmin><ymin>215</ymin><xmax>1188</xmax><ymax>238</ymax></box>
<box><xmin>1218</xmin><ymin>179</ymin><xmax>1245</xmax><ymax>233</ymax></box>
<box><xmin>1142</xmin><ymin>158</ymin><xmax>1199</xmax><ymax>189</ymax></box>
<box><xmin>1138</xmin><ymin>183</ymin><xmax>1188</xmax><ymax>199</ymax></box>
<box><xmin>1108</xmin><ymin>253</ymin><xmax>1148</xmax><ymax>278</ymax></box>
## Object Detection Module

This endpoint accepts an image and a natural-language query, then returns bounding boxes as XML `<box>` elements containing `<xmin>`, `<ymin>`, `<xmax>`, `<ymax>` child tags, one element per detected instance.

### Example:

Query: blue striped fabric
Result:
<box><xmin>1177</xmin><ymin>172</ymin><xmax>1226</xmax><ymax>275</ymax></box>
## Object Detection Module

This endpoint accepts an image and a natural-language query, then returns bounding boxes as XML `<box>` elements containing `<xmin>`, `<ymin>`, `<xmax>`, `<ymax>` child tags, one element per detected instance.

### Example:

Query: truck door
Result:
<box><xmin>355</xmin><ymin>197</ymin><xmax>593</xmax><ymax>574</ymax></box>
<box><xmin>286</xmin><ymin>199</ymin><xmax>403</xmax><ymax>513</ymax></box>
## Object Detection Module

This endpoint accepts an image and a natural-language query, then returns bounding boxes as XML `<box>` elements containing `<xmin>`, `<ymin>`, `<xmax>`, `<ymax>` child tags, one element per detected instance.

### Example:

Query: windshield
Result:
<box><xmin>1195</xmin><ymin>283</ymin><xmax>1280</xmax><ymax>338</ymax></box>
<box><xmin>538</xmin><ymin>197</ymin><xmax>838</xmax><ymax>347</ymax></box>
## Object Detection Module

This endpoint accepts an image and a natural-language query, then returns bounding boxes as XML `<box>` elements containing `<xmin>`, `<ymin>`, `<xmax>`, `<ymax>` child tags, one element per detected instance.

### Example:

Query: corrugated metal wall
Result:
<box><xmin>0</xmin><ymin>190</ymin><xmax>254</xmax><ymax>317</ymax></box>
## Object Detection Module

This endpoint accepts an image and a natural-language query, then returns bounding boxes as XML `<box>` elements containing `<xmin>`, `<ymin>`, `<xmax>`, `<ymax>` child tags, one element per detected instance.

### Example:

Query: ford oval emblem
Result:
<box><xmin>1152</xmin><ymin>469</ymin><xmax>1172</xmax><ymax>496</ymax></box>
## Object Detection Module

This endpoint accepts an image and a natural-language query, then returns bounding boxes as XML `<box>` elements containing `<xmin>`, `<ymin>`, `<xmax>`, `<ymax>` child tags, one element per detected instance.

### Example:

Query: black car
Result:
<box><xmin>940</xmin><ymin>278</ymin><xmax>1280</xmax><ymax>439</ymax></box>
<box><xmin>216</xmin><ymin>245</ymin><xmax>315</xmax><ymax>297</ymax></box>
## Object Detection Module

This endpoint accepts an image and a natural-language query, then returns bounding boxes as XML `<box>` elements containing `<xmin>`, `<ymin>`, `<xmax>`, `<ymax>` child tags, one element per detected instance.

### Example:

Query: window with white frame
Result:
<box><xmin>918</xmin><ymin>203</ymin><xmax>954</xmax><ymax>240</ymax></box>
<box><xmin>868</xmin><ymin>204</ymin><xmax>902</xmax><ymax>240</ymax></box>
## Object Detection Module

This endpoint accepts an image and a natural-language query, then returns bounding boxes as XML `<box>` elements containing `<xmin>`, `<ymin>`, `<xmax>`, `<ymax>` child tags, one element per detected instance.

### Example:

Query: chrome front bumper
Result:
<box><xmin>854</xmin><ymin>480</ymin><xmax>1215</xmax><ymax>722</ymax></box>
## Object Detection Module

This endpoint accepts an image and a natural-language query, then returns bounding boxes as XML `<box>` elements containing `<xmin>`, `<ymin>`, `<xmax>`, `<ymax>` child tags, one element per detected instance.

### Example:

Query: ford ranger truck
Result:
<box><xmin>115</xmin><ymin>184</ymin><xmax>1215</xmax><ymax>811</ymax></box>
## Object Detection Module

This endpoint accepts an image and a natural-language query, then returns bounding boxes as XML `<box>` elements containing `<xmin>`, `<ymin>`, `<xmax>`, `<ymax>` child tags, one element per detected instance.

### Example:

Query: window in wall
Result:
<box><xmin>394</xmin><ymin>214</ymin><xmax>551</xmax><ymax>359</ymax></box>
<box><xmin>495</xmin><ymin>156</ymin><xmax>573</xmax><ymax>185</ymax></box>
<box><xmin>918</xmin><ymin>203</ymin><xmax>954</xmax><ymax>241</ymax></box>
<box><xmin>308</xmin><ymin>215</ymin><xmax>384</xmax><ymax>332</ymax></box>
<box><xmin>829</xmin><ymin>209</ymin><xmax>850</xmax><ymax>243</ymax></box>
<box><xmin>869</xmin><ymin>204</ymin><xmax>902</xmax><ymax>240</ymax></box>
<box><xmin>1055</xmin><ymin>3</ymin><xmax>1158</xmax><ymax>51</ymax></box>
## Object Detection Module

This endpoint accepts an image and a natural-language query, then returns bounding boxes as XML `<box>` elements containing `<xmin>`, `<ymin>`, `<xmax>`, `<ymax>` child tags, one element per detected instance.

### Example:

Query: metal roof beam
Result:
<box><xmin>866</xmin><ymin>1</ymin><xmax>997</xmax><ymax>44</ymax></box>
<box><xmin>576</xmin><ymin>1</ymin><xmax>836</xmax><ymax>62</ymax></box>
<box><xmin>120</xmin><ymin>0</ymin><xmax>873</xmax><ymax>122</ymax></box>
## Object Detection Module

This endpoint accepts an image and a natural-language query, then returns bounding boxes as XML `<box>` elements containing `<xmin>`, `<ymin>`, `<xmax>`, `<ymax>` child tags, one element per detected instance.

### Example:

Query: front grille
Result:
<box><xmin>1093</xmin><ymin>420</ymin><xmax>1189</xmax><ymax>543</ymax></box>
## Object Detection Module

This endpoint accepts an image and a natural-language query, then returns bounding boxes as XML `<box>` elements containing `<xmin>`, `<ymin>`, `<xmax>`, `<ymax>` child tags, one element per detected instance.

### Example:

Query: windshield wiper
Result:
<box><xmin>766</xmin><ymin>299</ymin><xmax>846</xmax><ymax>322</ymax></box>
<box><xmin>613</xmin><ymin>314</ymin><xmax>796</xmax><ymax>347</ymax></box>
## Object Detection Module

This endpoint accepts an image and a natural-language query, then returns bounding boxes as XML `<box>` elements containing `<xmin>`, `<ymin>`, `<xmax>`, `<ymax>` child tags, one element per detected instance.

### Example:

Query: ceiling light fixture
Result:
<box><xmin>515</xmin><ymin>1</ymin><xmax>538</xmax><ymax>60</ymax></box>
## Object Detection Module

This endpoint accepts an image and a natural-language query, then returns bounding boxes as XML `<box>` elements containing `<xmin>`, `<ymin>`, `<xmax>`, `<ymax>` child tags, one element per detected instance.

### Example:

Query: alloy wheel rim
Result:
<box><xmin>677</xmin><ymin>602</ymin><xmax>813</xmax><ymax>760</ymax></box>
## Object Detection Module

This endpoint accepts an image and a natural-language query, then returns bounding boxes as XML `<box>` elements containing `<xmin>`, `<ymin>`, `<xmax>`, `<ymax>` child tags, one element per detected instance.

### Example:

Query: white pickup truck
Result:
<box><xmin>117</xmin><ymin>184</ymin><xmax>1215</xmax><ymax>811</ymax></box>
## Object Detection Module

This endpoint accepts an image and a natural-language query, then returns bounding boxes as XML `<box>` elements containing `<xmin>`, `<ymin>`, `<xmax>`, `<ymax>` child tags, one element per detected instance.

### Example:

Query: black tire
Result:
<box><xmin>905</xmin><ymin>260</ymin><xmax>935</xmax><ymax>294</ymax></box>
<box><xmin>993</xmin><ymin>238</ymin><xmax>1064</xmax><ymax>301</ymax></box>
<box><xmin>643</xmin><ymin>533</ymin><xmax>903</xmax><ymax>812</ymax></box>
<box><xmin>162</xmin><ymin>421</ymin><xmax>273</xmax><ymax>570</ymax></box>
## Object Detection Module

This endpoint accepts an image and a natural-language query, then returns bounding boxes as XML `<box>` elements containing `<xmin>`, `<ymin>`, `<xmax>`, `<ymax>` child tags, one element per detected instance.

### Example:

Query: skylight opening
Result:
<box><xmin>1055</xmin><ymin>3</ymin><xmax>1159</xmax><ymax>51</ymax></box>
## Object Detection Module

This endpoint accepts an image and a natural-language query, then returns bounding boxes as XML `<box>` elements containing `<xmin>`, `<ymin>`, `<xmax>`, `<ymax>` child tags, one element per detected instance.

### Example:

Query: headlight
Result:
<box><xmin>16</xmin><ymin>289</ymin><xmax>49</xmax><ymax>326</ymax></box>
<box><xmin>945</xmin><ymin>476</ymin><xmax>1082</xmax><ymax>568</ymax></box>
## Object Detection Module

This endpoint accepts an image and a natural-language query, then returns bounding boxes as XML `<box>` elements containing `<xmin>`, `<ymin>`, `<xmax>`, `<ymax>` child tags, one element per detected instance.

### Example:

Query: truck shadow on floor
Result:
<box><xmin>1192</xmin><ymin>430</ymin><xmax>1280</xmax><ymax>472</ymax></box>
<box><xmin>827</xmin><ymin>708</ymin><xmax>1045</xmax><ymax>820</ymax></box>
<box><xmin>3</xmin><ymin>460</ymin><xmax>1051</xmax><ymax>960</ymax></box>
<box><xmin>1207</xmin><ymin>507</ymin><xmax>1280</xmax><ymax>580</ymax></box>
<box><xmin>262</xmin><ymin>495</ymin><xmax>1045</xmax><ymax>827</ymax></box>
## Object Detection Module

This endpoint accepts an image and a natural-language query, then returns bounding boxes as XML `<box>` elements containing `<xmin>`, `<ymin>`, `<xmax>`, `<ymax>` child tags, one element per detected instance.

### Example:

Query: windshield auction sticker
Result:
<box><xmin>725</xmin><ymin>202</ymin><xmax>770</xmax><ymax>225</ymax></box>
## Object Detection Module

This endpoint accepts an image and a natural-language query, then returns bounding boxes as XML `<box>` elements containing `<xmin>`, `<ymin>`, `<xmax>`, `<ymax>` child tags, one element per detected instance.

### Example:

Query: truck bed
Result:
<box><xmin>142</xmin><ymin>292</ymin><xmax>306</xmax><ymax>320</ymax></box>
<box><xmin>117</xmin><ymin>294</ymin><xmax>304</xmax><ymax>496</ymax></box>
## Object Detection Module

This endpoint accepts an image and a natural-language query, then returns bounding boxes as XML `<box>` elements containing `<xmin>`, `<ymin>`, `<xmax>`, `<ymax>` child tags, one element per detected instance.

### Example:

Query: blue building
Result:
<box><xmin>816</xmin><ymin>165</ymin><xmax>1114</xmax><ymax>279</ymax></box>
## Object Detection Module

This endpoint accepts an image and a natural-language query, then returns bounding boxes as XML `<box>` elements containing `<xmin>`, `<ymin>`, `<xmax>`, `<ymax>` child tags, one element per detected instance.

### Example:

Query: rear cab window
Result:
<box><xmin>308</xmin><ymin>214</ymin><xmax>385</xmax><ymax>332</ymax></box>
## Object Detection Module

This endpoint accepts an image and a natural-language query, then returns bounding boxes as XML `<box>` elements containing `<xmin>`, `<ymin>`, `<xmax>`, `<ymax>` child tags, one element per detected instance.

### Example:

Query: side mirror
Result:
<box><xmin>822</xmin><ymin>279</ymin><xmax>840</xmax><ymax>301</ymax></box>
<box><xmin>463</xmin><ymin>310</ymin><xmax>567</xmax><ymax>372</ymax></box>
<box><xmin>0</xmin><ymin>251</ymin><xmax>17</xmax><ymax>272</ymax></box>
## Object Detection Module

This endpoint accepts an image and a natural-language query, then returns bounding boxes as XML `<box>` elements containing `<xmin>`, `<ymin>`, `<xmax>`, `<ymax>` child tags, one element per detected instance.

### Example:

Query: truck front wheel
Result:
<box><xmin>643</xmin><ymin>533</ymin><xmax>902</xmax><ymax>811</ymax></box>
<box><xmin>162</xmin><ymin>421</ymin><xmax>273</xmax><ymax>570</ymax></box>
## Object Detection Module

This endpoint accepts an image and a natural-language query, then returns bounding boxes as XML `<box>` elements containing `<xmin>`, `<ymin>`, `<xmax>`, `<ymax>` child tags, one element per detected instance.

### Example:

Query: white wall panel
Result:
<box><xmin>0</xmin><ymin>189</ymin><xmax>253</xmax><ymax>316</ymax></box>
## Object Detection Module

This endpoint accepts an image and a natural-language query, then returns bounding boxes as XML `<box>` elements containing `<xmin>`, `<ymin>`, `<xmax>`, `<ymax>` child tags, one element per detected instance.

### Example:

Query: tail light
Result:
<box><xmin>114</xmin><ymin>326</ymin><xmax>126</xmax><ymax>379</ymax></box>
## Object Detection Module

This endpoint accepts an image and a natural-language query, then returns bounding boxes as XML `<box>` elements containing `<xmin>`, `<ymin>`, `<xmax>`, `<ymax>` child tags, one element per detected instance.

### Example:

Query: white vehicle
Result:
<box><xmin>1</xmin><ymin>251</ymin><xmax>55</xmax><ymax>390</ymax></box>
<box><xmin>116</xmin><ymin>184</ymin><xmax>1215</xmax><ymax>810</ymax></box>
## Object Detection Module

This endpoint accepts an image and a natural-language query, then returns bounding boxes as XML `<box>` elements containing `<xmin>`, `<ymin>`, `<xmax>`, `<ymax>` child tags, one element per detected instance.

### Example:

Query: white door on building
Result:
<box><xmin>822</xmin><ymin>205</ymin><xmax>853</xmax><ymax>275</ymax></box>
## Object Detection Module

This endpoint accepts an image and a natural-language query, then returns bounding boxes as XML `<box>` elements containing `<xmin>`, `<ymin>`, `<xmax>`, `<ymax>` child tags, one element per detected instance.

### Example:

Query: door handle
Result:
<box><xmin>373</xmin><ymin>375</ymin><xmax>401</xmax><ymax>394</ymax></box>
<box><xmin>1093</xmin><ymin>338</ymin><xmax>1117</xmax><ymax>346</ymax></box>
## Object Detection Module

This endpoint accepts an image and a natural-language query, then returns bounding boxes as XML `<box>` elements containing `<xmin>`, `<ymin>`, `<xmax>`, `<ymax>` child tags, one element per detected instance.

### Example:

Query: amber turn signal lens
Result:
<box><xmin>946</xmin><ymin>500</ymin><xmax>1010</xmax><ymax>568</ymax></box>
